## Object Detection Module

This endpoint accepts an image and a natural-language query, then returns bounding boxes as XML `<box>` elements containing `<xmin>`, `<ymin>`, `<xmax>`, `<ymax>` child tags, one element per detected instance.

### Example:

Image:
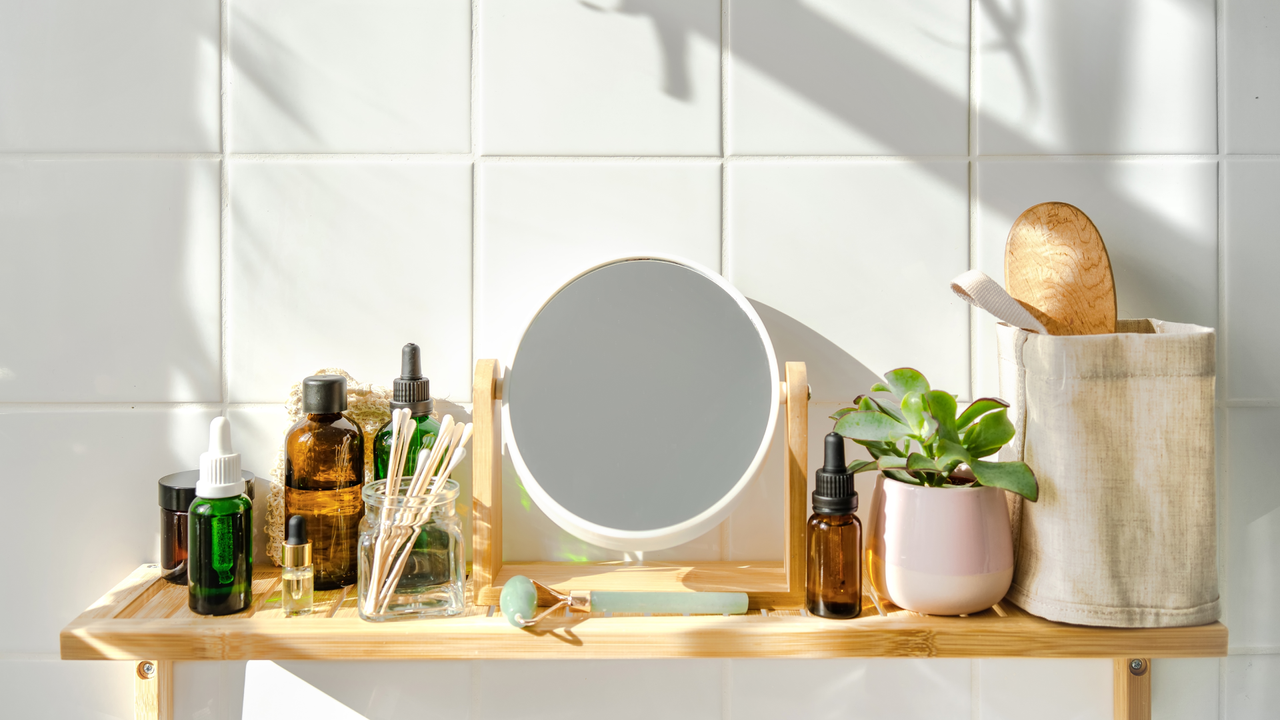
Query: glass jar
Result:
<box><xmin>358</xmin><ymin>478</ymin><xmax>464</xmax><ymax>621</ymax></box>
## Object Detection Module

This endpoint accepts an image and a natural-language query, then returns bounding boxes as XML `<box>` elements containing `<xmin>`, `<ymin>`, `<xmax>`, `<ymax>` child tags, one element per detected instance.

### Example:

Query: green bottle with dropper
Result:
<box><xmin>374</xmin><ymin>343</ymin><xmax>440</xmax><ymax>479</ymax></box>
<box><xmin>188</xmin><ymin>417</ymin><xmax>253</xmax><ymax>616</ymax></box>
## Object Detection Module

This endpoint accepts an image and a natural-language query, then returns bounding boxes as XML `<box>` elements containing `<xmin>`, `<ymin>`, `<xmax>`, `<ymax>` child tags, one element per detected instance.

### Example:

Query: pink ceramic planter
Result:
<box><xmin>866</xmin><ymin>474</ymin><xmax>1014</xmax><ymax>616</ymax></box>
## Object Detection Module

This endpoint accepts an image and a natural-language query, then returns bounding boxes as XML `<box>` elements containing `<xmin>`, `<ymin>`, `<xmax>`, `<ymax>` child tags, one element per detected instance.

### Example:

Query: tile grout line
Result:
<box><xmin>721</xmin><ymin>0</ymin><xmax>732</xmax><ymax>563</ymax></box>
<box><xmin>470</xmin><ymin>0</ymin><xmax>480</xmax><ymax>407</ymax></box>
<box><xmin>968</xmin><ymin>0</ymin><xmax>980</xmax><ymax>405</ymax></box>
<box><xmin>1216</xmin><ymin>0</ymin><xmax>1230</xmax><ymax>710</ymax></box>
<box><xmin>219</xmin><ymin>0</ymin><xmax>231</xmax><ymax>416</ymax></box>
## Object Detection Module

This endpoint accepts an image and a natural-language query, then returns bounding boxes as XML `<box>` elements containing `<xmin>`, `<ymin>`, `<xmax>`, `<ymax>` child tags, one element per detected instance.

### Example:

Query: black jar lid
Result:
<box><xmin>159</xmin><ymin>469</ymin><xmax>257</xmax><ymax>512</ymax></box>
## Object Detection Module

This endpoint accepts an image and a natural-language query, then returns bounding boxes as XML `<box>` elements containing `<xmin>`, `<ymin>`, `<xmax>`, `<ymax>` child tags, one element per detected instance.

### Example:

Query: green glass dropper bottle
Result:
<box><xmin>188</xmin><ymin>417</ymin><xmax>253</xmax><ymax>616</ymax></box>
<box><xmin>374</xmin><ymin>343</ymin><xmax>440</xmax><ymax>479</ymax></box>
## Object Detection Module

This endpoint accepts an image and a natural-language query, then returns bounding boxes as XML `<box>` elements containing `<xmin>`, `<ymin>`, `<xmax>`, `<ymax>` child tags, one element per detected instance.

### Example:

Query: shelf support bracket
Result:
<box><xmin>134</xmin><ymin>659</ymin><xmax>171</xmax><ymax>720</ymax></box>
<box><xmin>1113</xmin><ymin>658</ymin><xmax>1151</xmax><ymax>720</ymax></box>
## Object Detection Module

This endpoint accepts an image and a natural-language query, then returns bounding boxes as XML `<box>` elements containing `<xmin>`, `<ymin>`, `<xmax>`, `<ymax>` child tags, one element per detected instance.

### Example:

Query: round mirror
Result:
<box><xmin>503</xmin><ymin>257</ymin><xmax>779</xmax><ymax>552</ymax></box>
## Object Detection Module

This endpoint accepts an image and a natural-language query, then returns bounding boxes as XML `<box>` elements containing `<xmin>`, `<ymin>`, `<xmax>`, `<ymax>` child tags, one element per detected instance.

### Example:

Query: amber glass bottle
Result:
<box><xmin>806</xmin><ymin>432</ymin><xmax>862</xmax><ymax>619</ymax></box>
<box><xmin>285</xmin><ymin>375</ymin><xmax>365</xmax><ymax>590</ymax></box>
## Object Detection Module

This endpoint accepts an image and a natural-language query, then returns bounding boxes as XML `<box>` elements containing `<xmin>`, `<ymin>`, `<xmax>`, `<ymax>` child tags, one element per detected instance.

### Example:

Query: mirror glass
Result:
<box><xmin>504</xmin><ymin>258</ymin><xmax>778</xmax><ymax>551</ymax></box>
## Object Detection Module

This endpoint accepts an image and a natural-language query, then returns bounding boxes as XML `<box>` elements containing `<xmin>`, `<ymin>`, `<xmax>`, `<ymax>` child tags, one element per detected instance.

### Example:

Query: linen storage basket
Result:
<box><xmin>996</xmin><ymin>319</ymin><xmax>1218</xmax><ymax>628</ymax></box>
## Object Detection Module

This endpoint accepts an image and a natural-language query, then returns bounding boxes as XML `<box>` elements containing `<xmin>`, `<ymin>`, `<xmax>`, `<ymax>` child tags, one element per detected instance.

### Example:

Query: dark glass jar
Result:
<box><xmin>806</xmin><ymin>511</ymin><xmax>863</xmax><ymax>619</ymax></box>
<box><xmin>159</xmin><ymin>470</ymin><xmax>255</xmax><ymax>585</ymax></box>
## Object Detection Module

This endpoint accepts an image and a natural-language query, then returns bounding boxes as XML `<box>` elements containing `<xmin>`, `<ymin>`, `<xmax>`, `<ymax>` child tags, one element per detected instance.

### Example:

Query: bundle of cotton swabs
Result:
<box><xmin>365</xmin><ymin>409</ymin><xmax>473</xmax><ymax>615</ymax></box>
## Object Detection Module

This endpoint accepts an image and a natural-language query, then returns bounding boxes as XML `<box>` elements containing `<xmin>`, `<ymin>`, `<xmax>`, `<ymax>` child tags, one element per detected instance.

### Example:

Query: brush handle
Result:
<box><xmin>590</xmin><ymin>591</ymin><xmax>748</xmax><ymax>615</ymax></box>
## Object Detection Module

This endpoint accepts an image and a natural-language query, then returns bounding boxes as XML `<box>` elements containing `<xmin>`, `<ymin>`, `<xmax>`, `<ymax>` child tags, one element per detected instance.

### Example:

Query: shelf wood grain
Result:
<box><xmin>61</xmin><ymin>565</ymin><xmax>1227</xmax><ymax>662</ymax></box>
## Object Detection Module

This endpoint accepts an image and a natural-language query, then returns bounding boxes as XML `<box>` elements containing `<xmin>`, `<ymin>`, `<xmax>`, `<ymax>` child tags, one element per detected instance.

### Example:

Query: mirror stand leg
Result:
<box><xmin>1113</xmin><ymin>658</ymin><xmax>1150</xmax><ymax>720</ymax></box>
<box><xmin>134</xmin><ymin>660</ymin><xmax>172</xmax><ymax>720</ymax></box>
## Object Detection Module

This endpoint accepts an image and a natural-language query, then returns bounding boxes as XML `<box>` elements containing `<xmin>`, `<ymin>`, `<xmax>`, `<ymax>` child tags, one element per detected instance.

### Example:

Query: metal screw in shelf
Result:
<box><xmin>137</xmin><ymin>661</ymin><xmax>156</xmax><ymax>680</ymax></box>
<box><xmin>1128</xmin><ymin>658</ymin><xmax>1148</xmax><ymax>676</ymax></box>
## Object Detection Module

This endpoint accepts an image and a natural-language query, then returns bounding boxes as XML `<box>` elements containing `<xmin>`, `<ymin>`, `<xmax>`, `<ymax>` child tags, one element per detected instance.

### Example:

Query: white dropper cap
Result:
<box><xmin>196</xmin><ymin>417</ymin><xmax>245</xmax><ymax>499</ymax></box>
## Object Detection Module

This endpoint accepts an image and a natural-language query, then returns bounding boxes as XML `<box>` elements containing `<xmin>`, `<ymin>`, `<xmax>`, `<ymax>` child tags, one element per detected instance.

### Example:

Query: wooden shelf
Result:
<box><xmin>61</xmin><ymin>564</ymin><xmax>1227</xmax><ymax>662</ymax></box>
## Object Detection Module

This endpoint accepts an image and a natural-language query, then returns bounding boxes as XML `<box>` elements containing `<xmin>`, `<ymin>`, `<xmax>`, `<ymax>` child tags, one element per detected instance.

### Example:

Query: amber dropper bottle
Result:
<box><xmin>285</xmin><ymin>375</ymin><xmax>365</xmax><ymax>590</ymax></box>
<box><xmin>806</xmin><ymin>432</ymin><xmax>863</xmax><ymax>619</ymax></box>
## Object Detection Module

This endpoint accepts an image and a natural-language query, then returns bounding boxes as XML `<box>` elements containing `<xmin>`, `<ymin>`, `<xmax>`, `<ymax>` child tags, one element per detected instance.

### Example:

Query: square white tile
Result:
<box><xmin>0</xmin><ymin>659</ymin><xmax>134</xmax><ymax>720</ymax></box>
<box><xmin>1151</xmin><ymin>658</ymin><xmax>1220</xmax><ymax>720</ymax></box>
<box><xmin>730</xmin><ymin>658</ymin><xmax>970</xmax><ymax>720</ymax></box>
<box><xmin>475</xmin><ymin>161</ymin><xmax>721</xmax><ymax>367</ymax></box>
<box><xmin>1225</xmin><ymin>407</ymin><xmax>1280</xmax><ymax>650</ymax></box>
<box><xmin>476</xmin><ymin>660</ymin><xmax>721</xmax><ymax>720</ymax></box>
<box><xmin>1224</xmin><ymin>0</ymin><xmax>1280</xmax><ymax>153</ymax></box>
<box><xmin>726</xmin><ymin>161</ymin><xmax>971</xmax><ymax>401</ymax></box>
<box><xmin>242</xmin><ymin>661</ymin><xmax>472</xmax><ymax>720</ymax></box>
<box><xmin>976</xmin><ymin>0</ymin><xmax>1216</xmax><ymax>154</ymax></box>
<box><xmin>977</xmin><ymin>659</ymin><xmax>1112</xmax><ymax>720</ymax></box>
<box><xmin>0</xmin><ymin>0</ymin><xmax>219</xmax><ymax>151</ymax></box>
<box><xmin>1224</xmin><ymin>160</ymin><xmax>1280</xmax><ymax>401</ymax></box>
<box><xmin>174</xmin><ymin>661</ymin><xmax>248</xmax><ymax>720</ymax></box>
<box><xmin>0</xmin><ymin>158</ymin><xmax>221</xmax><ymax>402</ymax></box>
<box><xmin>479</xmin><ymin>0</ymin><xmax>721</xmax><ymax>156</ymax></box>
<box><xmin>230</xmin><ymin>0</ymin><xmax>471</xmax><ymax>153</ymax></box>
<box><xmin>973</xmin><ymin>159</ymin><xmax>1218</xmax><ymax>398</ymax></box>
<box><xmin>729</xmin><ymin>0</ymin><xmax>969</xmax><ymax>155</ymax></box>
<box><xmin>0</xmin><ymin>408</ymin><xmax>217</xmax><ymax>654</ymax></box>
<box><xmin>1225</xmin><ymin>654</ymin><xmax>1280</xmax><ymax>720</ymax></box>
<box><xmin>227</xmin><ymin>159</ymin><xmax>472</xmax><ymax>403</ymax></box>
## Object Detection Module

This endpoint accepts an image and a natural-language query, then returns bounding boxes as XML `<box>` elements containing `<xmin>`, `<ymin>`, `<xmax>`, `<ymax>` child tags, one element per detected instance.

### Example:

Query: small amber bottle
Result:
<box><xmin>807</xmin><ymin>432</ymin><xmax>862</xmax><ymax>619</ymax></box>
<box><xmin>285</xmin><ymin>375</ymin><xmax>365</xmax><ymax>590</ymax></box>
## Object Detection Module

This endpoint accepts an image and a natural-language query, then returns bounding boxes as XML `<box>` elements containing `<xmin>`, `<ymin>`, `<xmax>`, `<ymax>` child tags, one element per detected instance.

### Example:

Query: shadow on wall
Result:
<box><xmin>603</xmin><ymin>0</ymin><xmax>1215</xmax><ymax>325</ymax></box>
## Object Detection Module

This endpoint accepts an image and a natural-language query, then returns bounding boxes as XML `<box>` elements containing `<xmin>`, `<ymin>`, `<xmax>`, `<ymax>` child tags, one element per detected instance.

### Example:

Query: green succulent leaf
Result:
<box><xmin>969</xmin><ymin>459</ymin><xmax>1039</xmax><ymax>501</ymax></box>
<box><xmin>861</xmin><ymin>395</ymin><xmax>906</xmax><ymax>425</ymax></box>
<box><xmin>901</xmin><ymin>392</ymin><xmax>926</xmax><ymax>435</ymax></box>
<box><xmin>957</xmin><ymin>397</ymin><xmax>1011</xmax><ymax>431</ymax></box>
<box><xmin>963</xmin><ymin>408</ymin><xmax>1016</xmax><ymax>459</ymax></box>
<box><xmin>936</xmin><ymin>438</ymin><xmax>972</xmax><ymax>468</ymax></box>
<box><xmin>834</xmin><ymin>411</ymin><xmax>910</xmax><ymax>443</ymax></box>
<box><xmin>907</xmin><ymin>453</ymin><xmax>940</xmax><ymax>473</ymax></box>
<box><xmin>882</xmin><ymin>368</ymin><xmax>930</xmax><ymax>400</ymax></box>
<box><xmin>883</xmin><ymin>469</ymin><xmax>920</xmax><ymax>485</ymax></box>
<box><xmin>829</xmin><ymin>407</ymin><xmax>857</xmax><ymax>422</ymax></box>
<box><xmin>924</xmin><ymin>390</ymin><xmax>959</xmax><ymax>443</ymax></box>
<box><xmin>847</xmin><ymin>459</ymin><xmax>878</xmax><ymax>474</ymax></box>
<box><xmin>870</xmin><ymin>382</ymin><xmax>891</xmax><ymax>394</ymax></box>
<box><xmin>876</xmin><ymin>455</ymin><xmax>908</xmax><ymax>469</ymax></box>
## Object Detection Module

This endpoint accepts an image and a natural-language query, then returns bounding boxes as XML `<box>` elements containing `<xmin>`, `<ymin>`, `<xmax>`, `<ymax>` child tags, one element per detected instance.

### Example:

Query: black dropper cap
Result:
<box><xmin>812</xmin><ymin>432</ymin><xmax>858</xmax><ymax>515</ymax></box>
<box><xmin>302</xmin><ymin>375</ymin><xmax>347</xmax><ymax>414</ymax></box>
<box><xmin>391</xmin><ymin>343</ymin><xmax>433</xmax><ymax>416</ymax></box>
<box><xmin>287</xmin><ymin>515</ymin><xmax>308</xmax><ymax>546</ymax></box>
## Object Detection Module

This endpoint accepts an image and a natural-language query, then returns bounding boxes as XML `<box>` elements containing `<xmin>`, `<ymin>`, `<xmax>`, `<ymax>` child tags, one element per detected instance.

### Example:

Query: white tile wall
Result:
<box><xmin>230</xmin><ymin>0</ymin><xmax>472</xmax><ymax>153</ymax></box>
<box><xmin>729</xmin><ymin>658</ymin><xmax>971</xmax><ymax>720</ymax></box>
<box><xmin>0</xmin><ymin>1</ymin><xmax>219</xmax><ymax>152</ymax></box>
<box><xmin>227</xmin><ymin>159</ymin><xmax>473</xmax><ymax>403</ymax></box>
<box><xmin>0</xmin><ymin>158</ymin><xmax>222</xmax><ymax>402</ymax></box>
<box><xmin>976</xmin><ymin>0</ymin><xmax>1216</xmax><ymax>155</ymax></box>
<box><xmin>480</xmin><ymin>0</ymin><xmax>721</xmax><ymax>156</ymax></box>
<box><xmin>728</xmin><ymin>160</ymin><xmax>971</xmax><ymax>398</ymax></box>
<box><xmin>1224</xmin><ymin>0</ymin><xmax>1280</xmax><ymax>153</ymax></box>
<box><xmin>6</xmin><ymin>0</ymin><xmax>1279</xmax><ymax>718</ymax></box>
<box><xmin>1223</xmin><ymin>159</ymin><xmax>1280</xmax><ymax>401</ymax></box>
<box><xmin>729</xmin><ymin>0</ymin><xmax>969</xmax><ymax>155</ymax></box>
<box><xmin>977</xmin><ymin>659</ymin><xmax>1112</xmax><ymax>720</ymax></box>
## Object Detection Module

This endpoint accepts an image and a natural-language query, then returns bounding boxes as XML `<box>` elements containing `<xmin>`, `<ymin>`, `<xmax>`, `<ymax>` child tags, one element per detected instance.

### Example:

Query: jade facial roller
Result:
<box><xmin>499</xmin><ymin>575</ymin><xmax>749</xmax><ymax>628</ymax></box>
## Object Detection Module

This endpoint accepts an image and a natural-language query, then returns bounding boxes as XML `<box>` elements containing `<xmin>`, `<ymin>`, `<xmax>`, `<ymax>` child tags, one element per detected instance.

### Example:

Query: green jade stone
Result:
<box><xmin>499</xmin><ymin>575</ymin><xmax>749</xmax><ymax>628</ymax></box>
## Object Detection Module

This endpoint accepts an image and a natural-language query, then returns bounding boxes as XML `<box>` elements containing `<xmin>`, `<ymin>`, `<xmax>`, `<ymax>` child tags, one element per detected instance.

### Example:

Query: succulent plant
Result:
<box><xmin>831</xmin><ymin>368</ymin><xmax>1039</xmax><ymax>501</ymax></box>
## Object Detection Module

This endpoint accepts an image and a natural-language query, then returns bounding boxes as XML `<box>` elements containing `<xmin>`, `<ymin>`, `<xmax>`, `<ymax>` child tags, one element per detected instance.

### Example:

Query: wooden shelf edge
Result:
<box><xmin>60</xmin><ymin>613</ymin><xmax>1227</xmax><ymax>662</ymax></box>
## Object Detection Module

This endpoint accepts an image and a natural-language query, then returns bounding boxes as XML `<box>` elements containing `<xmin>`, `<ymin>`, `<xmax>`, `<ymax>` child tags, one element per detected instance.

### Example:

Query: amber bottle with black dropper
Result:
<box><xmin>807</xmin><ymin>432</ymin><xmax>862</xmax><ymax>619</ymax></box>
<box><xmin>285</xmin><ymin>375</ymin><xmax>364</xmax><ymax>589</ymax></box>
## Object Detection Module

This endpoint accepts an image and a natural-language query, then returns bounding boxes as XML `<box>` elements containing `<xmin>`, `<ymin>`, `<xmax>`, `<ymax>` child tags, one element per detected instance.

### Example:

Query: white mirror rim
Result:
<box><xmin>501</xmin><ymin>255</ymin><xmax>780</xmax><ymax>552</ymax></box>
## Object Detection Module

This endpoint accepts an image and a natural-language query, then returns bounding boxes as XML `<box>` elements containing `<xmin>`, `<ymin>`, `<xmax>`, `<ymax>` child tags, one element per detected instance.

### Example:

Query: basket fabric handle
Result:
<box><xmin>950</xmin><ymin>270</ymin><xmax>1048</xmax><ymax>335</ymax></box>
